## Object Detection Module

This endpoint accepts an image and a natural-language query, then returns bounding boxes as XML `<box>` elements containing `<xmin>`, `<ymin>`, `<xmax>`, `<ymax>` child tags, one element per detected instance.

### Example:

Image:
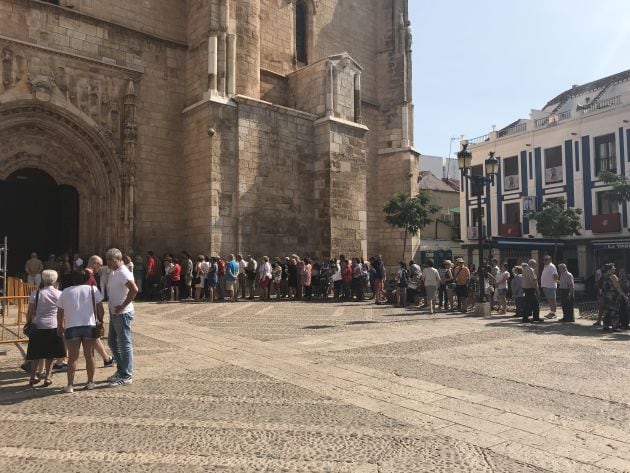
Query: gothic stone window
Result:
<box><xmin>296</xmin><ymin>1</ymin><xmax>308</xmax><ymax>64</ymax></box>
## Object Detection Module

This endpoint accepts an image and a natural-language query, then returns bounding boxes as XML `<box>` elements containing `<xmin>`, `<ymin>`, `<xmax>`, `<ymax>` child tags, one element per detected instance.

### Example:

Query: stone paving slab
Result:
<box><xmin>1</xmin><ymin>300</ymin><xmax>628</xmax><ymax>471</ymax></box>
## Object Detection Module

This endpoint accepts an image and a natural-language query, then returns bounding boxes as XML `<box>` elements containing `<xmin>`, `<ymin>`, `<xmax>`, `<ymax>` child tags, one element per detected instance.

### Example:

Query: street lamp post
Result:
<box><xmin>457</xmin><ymin>142</ymin><xmax>499</xmax><ymax>306</ymax></box>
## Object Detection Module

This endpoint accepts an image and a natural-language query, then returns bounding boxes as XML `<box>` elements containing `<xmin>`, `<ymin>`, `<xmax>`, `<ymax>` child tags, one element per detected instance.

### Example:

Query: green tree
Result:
<box><xmin>384</xmin><ymin>192</ymin><xmax>440</xmax><ymax>261</ymax></box>
<box><xmin>529</xmin><ymin>197</ymin><xmax>582</xmax><ymax>261</ymax></box>
<box><xmin>599</xmin><ymin>171</ymin><xmax>630</xmax><ymax>203</ymax></box>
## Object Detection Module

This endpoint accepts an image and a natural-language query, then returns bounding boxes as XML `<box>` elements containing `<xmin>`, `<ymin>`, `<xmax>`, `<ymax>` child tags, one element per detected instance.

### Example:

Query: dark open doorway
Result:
<box><xmin>0</xmin><ymin>168</ymin><xmax>79</xmax><ymax>276</ymax></box>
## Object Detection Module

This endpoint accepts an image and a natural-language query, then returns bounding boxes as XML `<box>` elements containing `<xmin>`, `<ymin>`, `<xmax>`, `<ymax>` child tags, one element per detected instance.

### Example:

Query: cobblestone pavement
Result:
<box><xmin>2</xmin><ymin>300</ymin><xmax>630</xmax><ymax>472</ymax></box>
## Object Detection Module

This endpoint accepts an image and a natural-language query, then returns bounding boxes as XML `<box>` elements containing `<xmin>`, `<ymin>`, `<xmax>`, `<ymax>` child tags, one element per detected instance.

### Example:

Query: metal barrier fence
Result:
<box><xmin>0</xmin><ymin>277</ymin><xmax>38</xmax><ymax>344</ymax></box>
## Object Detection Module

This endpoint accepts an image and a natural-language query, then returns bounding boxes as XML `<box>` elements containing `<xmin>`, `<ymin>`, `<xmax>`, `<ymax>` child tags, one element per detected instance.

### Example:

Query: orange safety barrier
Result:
<box><xmin>0</xmin><ymin>277</ymin><xmax>37</xmax><ymax>344</ymax></box>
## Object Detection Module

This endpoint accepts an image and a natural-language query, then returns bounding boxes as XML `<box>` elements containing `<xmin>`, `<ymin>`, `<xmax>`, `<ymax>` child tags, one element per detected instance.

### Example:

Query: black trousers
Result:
<box><xmin>523</xmin><ymin>288</ymin><xmax>540</xmax><ymax>321</ymax></box>
<box><xmin>619</xmin><ymin>298</ymin><xmax>629</xmax><ymax>328</ymax></box>
<box><xmin>438</xmin><ymin>283</ymin><xmax>447</xmax><ymax>307</ymax></box>
<box><xmin>558</xmin><ymin>288</ymin><xmax>574</xmax><ymax>321</ymax></box>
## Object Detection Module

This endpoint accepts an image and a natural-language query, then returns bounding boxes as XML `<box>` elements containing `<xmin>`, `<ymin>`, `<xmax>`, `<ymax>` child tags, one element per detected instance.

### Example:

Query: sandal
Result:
<box><xmin>28</xmin><ymin>378</ymin><xmax>41</xmax><ymax>387</ymax></box>
<box><xmin>43</xmin><ymin>378</ymin><xmax>53</xmax><ymax>387</ymax></box>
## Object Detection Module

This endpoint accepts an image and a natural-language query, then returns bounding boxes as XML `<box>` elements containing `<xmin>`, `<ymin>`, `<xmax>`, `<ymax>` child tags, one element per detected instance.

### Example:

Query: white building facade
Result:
<box><xmin>460</xmin><ymin>69</ymin><xmax>630</xmax><ymax>282</ymax></box>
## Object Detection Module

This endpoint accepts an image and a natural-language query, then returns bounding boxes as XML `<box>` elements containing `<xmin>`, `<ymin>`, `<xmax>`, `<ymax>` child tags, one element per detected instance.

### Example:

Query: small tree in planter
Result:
<box><xmin>384</xmin><ymin>192</ymin><xmax>440</xmax><ymax>261</ymax></box>
<box><xmin>529</xmin><ymin>197</ymin><xmax>582</xmax><ymax>261</ymax></box>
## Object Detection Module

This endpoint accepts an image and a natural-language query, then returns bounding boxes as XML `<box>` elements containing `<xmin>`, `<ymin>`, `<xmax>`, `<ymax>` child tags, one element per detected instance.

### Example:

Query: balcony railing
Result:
<box><xmin>468</xmin><ymin>134</ymin><xmax>490</xmax><ymax>145</ymax></box>
<box><xmin>497</xmin><ymin>122</ymin><xmax>527</xmax><ymax>138</ymax></box>
<box><xmin>580</xmin><ymin>95</ymin><xmax>622</xmax><ymax>114</ymax></box>
<box><xmin>499</xmin><ymin>223</ymin><xmax>522</xmax><ymax>237</ymax></box>
<box><xmin>535</xmin><ymin>110</ymin><xmax>572</xmax><ymax>128</ymax></box>
<box><xmin>592</xmin><ymin>213</ymin><xmax>621</xmax><ymax>234</ymax></box>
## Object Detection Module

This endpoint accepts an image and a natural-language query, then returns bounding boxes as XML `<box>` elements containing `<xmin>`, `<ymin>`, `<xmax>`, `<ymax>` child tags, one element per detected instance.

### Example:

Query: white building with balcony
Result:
<box><xmin>460</xmin><ymin>69</ymin><xmax>630</xmax><ymax>282</ymax></box>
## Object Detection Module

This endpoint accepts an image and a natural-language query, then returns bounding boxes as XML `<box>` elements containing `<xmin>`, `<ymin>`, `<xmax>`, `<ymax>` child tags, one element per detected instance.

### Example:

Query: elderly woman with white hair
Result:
<box><xmin>25</xmin><ymin>269</ymin><xmax>66</xmax><ymax>387</ymax></box>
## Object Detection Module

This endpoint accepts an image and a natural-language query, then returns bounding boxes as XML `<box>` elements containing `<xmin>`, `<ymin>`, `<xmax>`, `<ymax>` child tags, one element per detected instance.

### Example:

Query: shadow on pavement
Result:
<box><xmin>484</xmin><ymin>317</ymin><xmax>630</xmax><ymax>339</ymax></box>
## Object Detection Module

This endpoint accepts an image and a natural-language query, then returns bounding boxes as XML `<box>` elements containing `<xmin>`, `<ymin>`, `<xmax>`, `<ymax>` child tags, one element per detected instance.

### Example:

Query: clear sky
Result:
<box><xmin>410</xmin><ymin>0</ymin><xmax>630</xmax><ymax>159</ymax></box>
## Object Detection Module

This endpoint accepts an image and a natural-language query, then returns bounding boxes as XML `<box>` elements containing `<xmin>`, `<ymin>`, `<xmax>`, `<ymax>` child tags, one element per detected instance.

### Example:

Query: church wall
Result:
<box><xmin>45</xmin><ymin>0</ymin><xmax>187</xmax><ymax>44</ymax></box>
<box><xmin>232</xmin><ymin>97</ymin><xmax>317</xmax><ymax>257</ymax></box>
<box><xmin>259</xmin><ymin>0</ymin><xmax>294</xmax><ymax>76</ymax></box>
<box><xmin>324</xmin><ymin>119</ymin><xmax>368</xmax><ymax>258</ymax></box>
<box><xmin>0</xmin><ymin>0</ymin><xmax>188</xmax><ymax>256</ymax></box>
<box><xmin>184</xmin><ymin>0</ymin><xmax>211</xmax><ymax>106</ymax></box>
<box><xmin>258</xmin><ymin>0</ymin><xmax>379</xmax><ymax>104</ymax></box>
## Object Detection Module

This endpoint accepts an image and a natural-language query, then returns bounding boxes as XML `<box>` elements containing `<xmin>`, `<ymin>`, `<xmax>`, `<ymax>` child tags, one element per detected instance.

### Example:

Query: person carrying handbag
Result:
<box><xmin>24</xmin><ymin>270</ymin><xmax>66</xmax><ymax>387</ymax></box>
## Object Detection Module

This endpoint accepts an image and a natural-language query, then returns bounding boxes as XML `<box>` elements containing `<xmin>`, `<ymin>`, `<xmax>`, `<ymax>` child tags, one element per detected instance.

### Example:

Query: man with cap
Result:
<box><xmin>452</xmin><ymin>258</ymin><xmax>470</xmax><ymax>313</ymax></box>
<box><xmin>521</xmin><ymin>259</ymin><xmax>542</xmax><ymax>323</ymax></box>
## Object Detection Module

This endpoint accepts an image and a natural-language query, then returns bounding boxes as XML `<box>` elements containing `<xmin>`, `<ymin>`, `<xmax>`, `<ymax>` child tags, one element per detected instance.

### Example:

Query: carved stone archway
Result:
<box><xmin>0</xmin><ymin>100</ymin><xmax>127</xmax><ymax>255</ymax></box>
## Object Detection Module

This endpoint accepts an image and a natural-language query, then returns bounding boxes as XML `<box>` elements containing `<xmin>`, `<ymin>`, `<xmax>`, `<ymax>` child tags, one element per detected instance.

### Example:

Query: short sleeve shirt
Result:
<box><xmin>541</xmin><ymin>263</ymin><xmax>558</xmax><ymax>288</ymax></box>
<box><xmin>422</xmin><ymin>267</ymin><xmax>440</xmax><ymax>286</ymax></box>
<box><xmin>57</xmin><ymin>285</ymin><xmax>103</xmax><ymax>328</ymax></box>
<box><xmin>30</xmin><ymin>286</ymin><xmax>62</xmax><ymax>329</ymax></box>
<box><xmin>107</xmin><ymin>265</ymin><xmax>135</xmax><ymax>313</ymax></box>
<box><xmin>226</xmin><ymin>260</ymin><xmax>239</xmax><ymax>281</ymax></box>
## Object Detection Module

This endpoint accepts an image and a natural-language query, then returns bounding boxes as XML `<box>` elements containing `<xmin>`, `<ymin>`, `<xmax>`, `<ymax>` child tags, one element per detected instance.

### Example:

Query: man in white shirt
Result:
<box><xmin>541</xmin><ymin>255</ymin><xmax>559</xmax><ymax>319</ymax></box>
<box><xmin>105</xmin><ymin>248</ymin><xmax>138</xmax><ymax>387</ymax></box>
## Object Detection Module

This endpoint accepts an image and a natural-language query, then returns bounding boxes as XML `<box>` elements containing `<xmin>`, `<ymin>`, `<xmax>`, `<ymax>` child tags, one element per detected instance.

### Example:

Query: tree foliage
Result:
<box><xmin>383</xmin><ymin>192</ymin><xmax>440</xmax><ymax>261</ymax></box>
<box><xmin>599</xmin><ymin>171</ymin><xmax>630</xmax><ymax>203</ymax></box>
<box><xmin>529</xmin><ymin>197</ymin><xmax>582</xmax><ymax>260</ymax></box>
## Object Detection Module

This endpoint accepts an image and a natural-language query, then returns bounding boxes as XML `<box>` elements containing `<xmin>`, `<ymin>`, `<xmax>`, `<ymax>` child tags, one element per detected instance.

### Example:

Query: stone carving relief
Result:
<box><xmin>0</xmin><ymin>43</ymin><xmax>138</xmax><ymax>153</ymax></box>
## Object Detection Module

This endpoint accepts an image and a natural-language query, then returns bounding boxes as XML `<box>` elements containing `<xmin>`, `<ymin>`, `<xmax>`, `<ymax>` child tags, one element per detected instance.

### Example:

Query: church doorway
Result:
<box><xmin>0</xmin><ymin>168</ymin><xmax>79</xmax><ymax>276</ymax></box>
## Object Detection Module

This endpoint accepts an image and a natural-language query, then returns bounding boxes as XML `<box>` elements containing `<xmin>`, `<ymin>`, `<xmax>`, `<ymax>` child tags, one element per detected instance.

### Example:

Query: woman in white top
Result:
<box><xmin>56</xmin><ymin>269</ymin><xmax>104</xmax><ymax>393</ymax></box>
<box><xmin>421</xmin><ymin>259</ymin><xmax>441</xmax><ymax>314</ymax></box>
<box><xmin>25</xmin><ymin>270</ymin><xmax>66</xmax><ymax>387</ymax></box>
<box><xmin>258</xmin><ymin>256</ymin><xmax>273</xmax><ymax>300</ymax></box>
<box><xmin>495</xmin><ymin>263</ymin><xmax>510</xmax><ymax>315</ymax></box>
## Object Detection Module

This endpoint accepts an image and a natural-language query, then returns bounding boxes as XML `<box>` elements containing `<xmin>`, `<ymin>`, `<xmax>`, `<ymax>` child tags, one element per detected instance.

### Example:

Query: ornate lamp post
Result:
<box><xmin>458</xmin><ymin>142</ymin><xmax>499</xmax><ymax>306</ymax></box>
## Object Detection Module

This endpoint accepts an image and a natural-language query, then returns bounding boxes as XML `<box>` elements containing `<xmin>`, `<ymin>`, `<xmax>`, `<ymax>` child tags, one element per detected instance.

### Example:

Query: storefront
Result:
<box><xmin>592</xmin><ymin>239</ymin><xmax>630</xmax><ymax>272</ymax></box>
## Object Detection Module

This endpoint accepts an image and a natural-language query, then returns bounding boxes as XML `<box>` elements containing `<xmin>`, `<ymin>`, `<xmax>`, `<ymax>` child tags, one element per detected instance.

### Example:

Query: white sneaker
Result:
<box><xmin>84</xmin><ymin>382</ymin><xmax>96</xmax><ymax>390</ymax></box>
<box><xmin>63</xmin><ymin>385</ymin><xmax>73</xmax><ymax>393</ymax></box>
<box><xmin>108</xmin><ymin>377</ymin><xmax>132</xmax><ymax>388</ymax></box>
<box><xmin>107</xmin><ymin>373</ymin><xmax>122</xmax><ymax>383</ymax></box>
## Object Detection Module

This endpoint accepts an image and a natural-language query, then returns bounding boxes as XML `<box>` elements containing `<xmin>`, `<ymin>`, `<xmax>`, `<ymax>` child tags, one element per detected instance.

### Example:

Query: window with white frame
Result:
<box><xmin>544</xmin><ymin>146</ymin><xmax>563</xmax><ymax>184</ymax></box>
<box><xmin>503</xmin><ymin>156</ymin><xmax>519</xmax><ymax>191</ymax></box>
<box><xmin>471</xmin><ymin>207</ymin><xmax>485</xmax><ymax>227</ymax></box>
<box><xmin>505</xmin><ymin>202</ymin><xmax>520</xmax><ymax>224</ymax></box>
<box><xmin>594</xmin><ymin>133</ymin><xmax>616</xmax><ymax>176</ymax></box>
<box><xmin>596</xmin><ymin>191</ymin><xmax>618</xmax><ymax>215</ymax></box>
<box><xmin>470</xmin><ymin>164</ymin><xmax>484</xmax><ymax>197</ymax></box>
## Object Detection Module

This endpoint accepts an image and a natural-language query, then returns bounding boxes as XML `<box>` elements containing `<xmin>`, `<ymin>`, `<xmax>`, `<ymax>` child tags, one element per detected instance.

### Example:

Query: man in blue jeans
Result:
<box><xmin>105</xmin><ymin>248</ymin><xmax>138</xmax><ymax>387</ymax></box>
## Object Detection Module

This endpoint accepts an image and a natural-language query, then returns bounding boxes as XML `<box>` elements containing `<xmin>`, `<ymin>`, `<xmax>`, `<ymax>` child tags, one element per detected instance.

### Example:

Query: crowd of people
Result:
<box><xmin>22</xmin><ymin>249</ymin><xmax>137</xmax><ymax>392</ymax></box>
<box><xmin>20</xmin><ymin>248</ymin><xmax>629</xmax><ymax>390</ymax></box>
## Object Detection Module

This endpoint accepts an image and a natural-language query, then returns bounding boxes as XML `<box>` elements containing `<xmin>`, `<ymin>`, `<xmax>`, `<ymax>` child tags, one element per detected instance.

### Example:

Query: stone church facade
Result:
<box><xmin>0</xmin><ymin>0</ymin><xmax>418</xmax><ymax>266</ymax></box>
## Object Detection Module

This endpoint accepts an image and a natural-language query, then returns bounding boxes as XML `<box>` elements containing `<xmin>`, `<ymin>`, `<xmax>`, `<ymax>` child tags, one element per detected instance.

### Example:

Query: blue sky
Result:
<box><xmin>410</xmin><ymin>0</ymin><xmax>630</xmax><ymax>158</ymax></box>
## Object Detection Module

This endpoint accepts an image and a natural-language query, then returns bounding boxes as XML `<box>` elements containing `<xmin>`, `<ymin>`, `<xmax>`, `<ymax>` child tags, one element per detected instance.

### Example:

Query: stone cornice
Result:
<box><xmin>0</xmin><ymin>35</ymin><xmax>144</xmax><ymax>77</ymax></box>
<box><xmin>377</xmin><ymin>146</ymin><xmax>421</xmax><ymax>157</ymax></box>
<box><xmin>233</xmin><ymin>95</ymin><xmax>317</xmax><ymax>121</ymax></box>
<box><xmin>314</xmin><ymin>115</ymin><xmax>369</xmax><ymax>132</ymax></box>
<box><xmin>30</xmin><ymin>0</ymin><xmax>187</xmax><ymax>48</ymax></box>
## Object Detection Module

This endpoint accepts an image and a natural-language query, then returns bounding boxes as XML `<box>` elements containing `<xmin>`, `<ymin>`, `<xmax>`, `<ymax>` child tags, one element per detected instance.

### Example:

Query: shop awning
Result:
<box><xmin>493</xmin><ymin>237</ymin><xmax>565</xmax><ymax>250</ymax></box>
<box><xmin>592</xmin><ymin>239</ymin><xmax>630</xmax><ymax>250</ymax></box>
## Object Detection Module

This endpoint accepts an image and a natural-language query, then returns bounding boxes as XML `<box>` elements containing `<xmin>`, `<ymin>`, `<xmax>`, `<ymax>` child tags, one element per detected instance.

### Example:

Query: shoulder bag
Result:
<box><xmin>92</xmin><ymin>286</ymin><xmax>105</xmax><ymax>338</ymax></box>
<box><xmin>23</xmin><ymin>290</ymin><xmax>39</xmax><ymax>338</ymax></box>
